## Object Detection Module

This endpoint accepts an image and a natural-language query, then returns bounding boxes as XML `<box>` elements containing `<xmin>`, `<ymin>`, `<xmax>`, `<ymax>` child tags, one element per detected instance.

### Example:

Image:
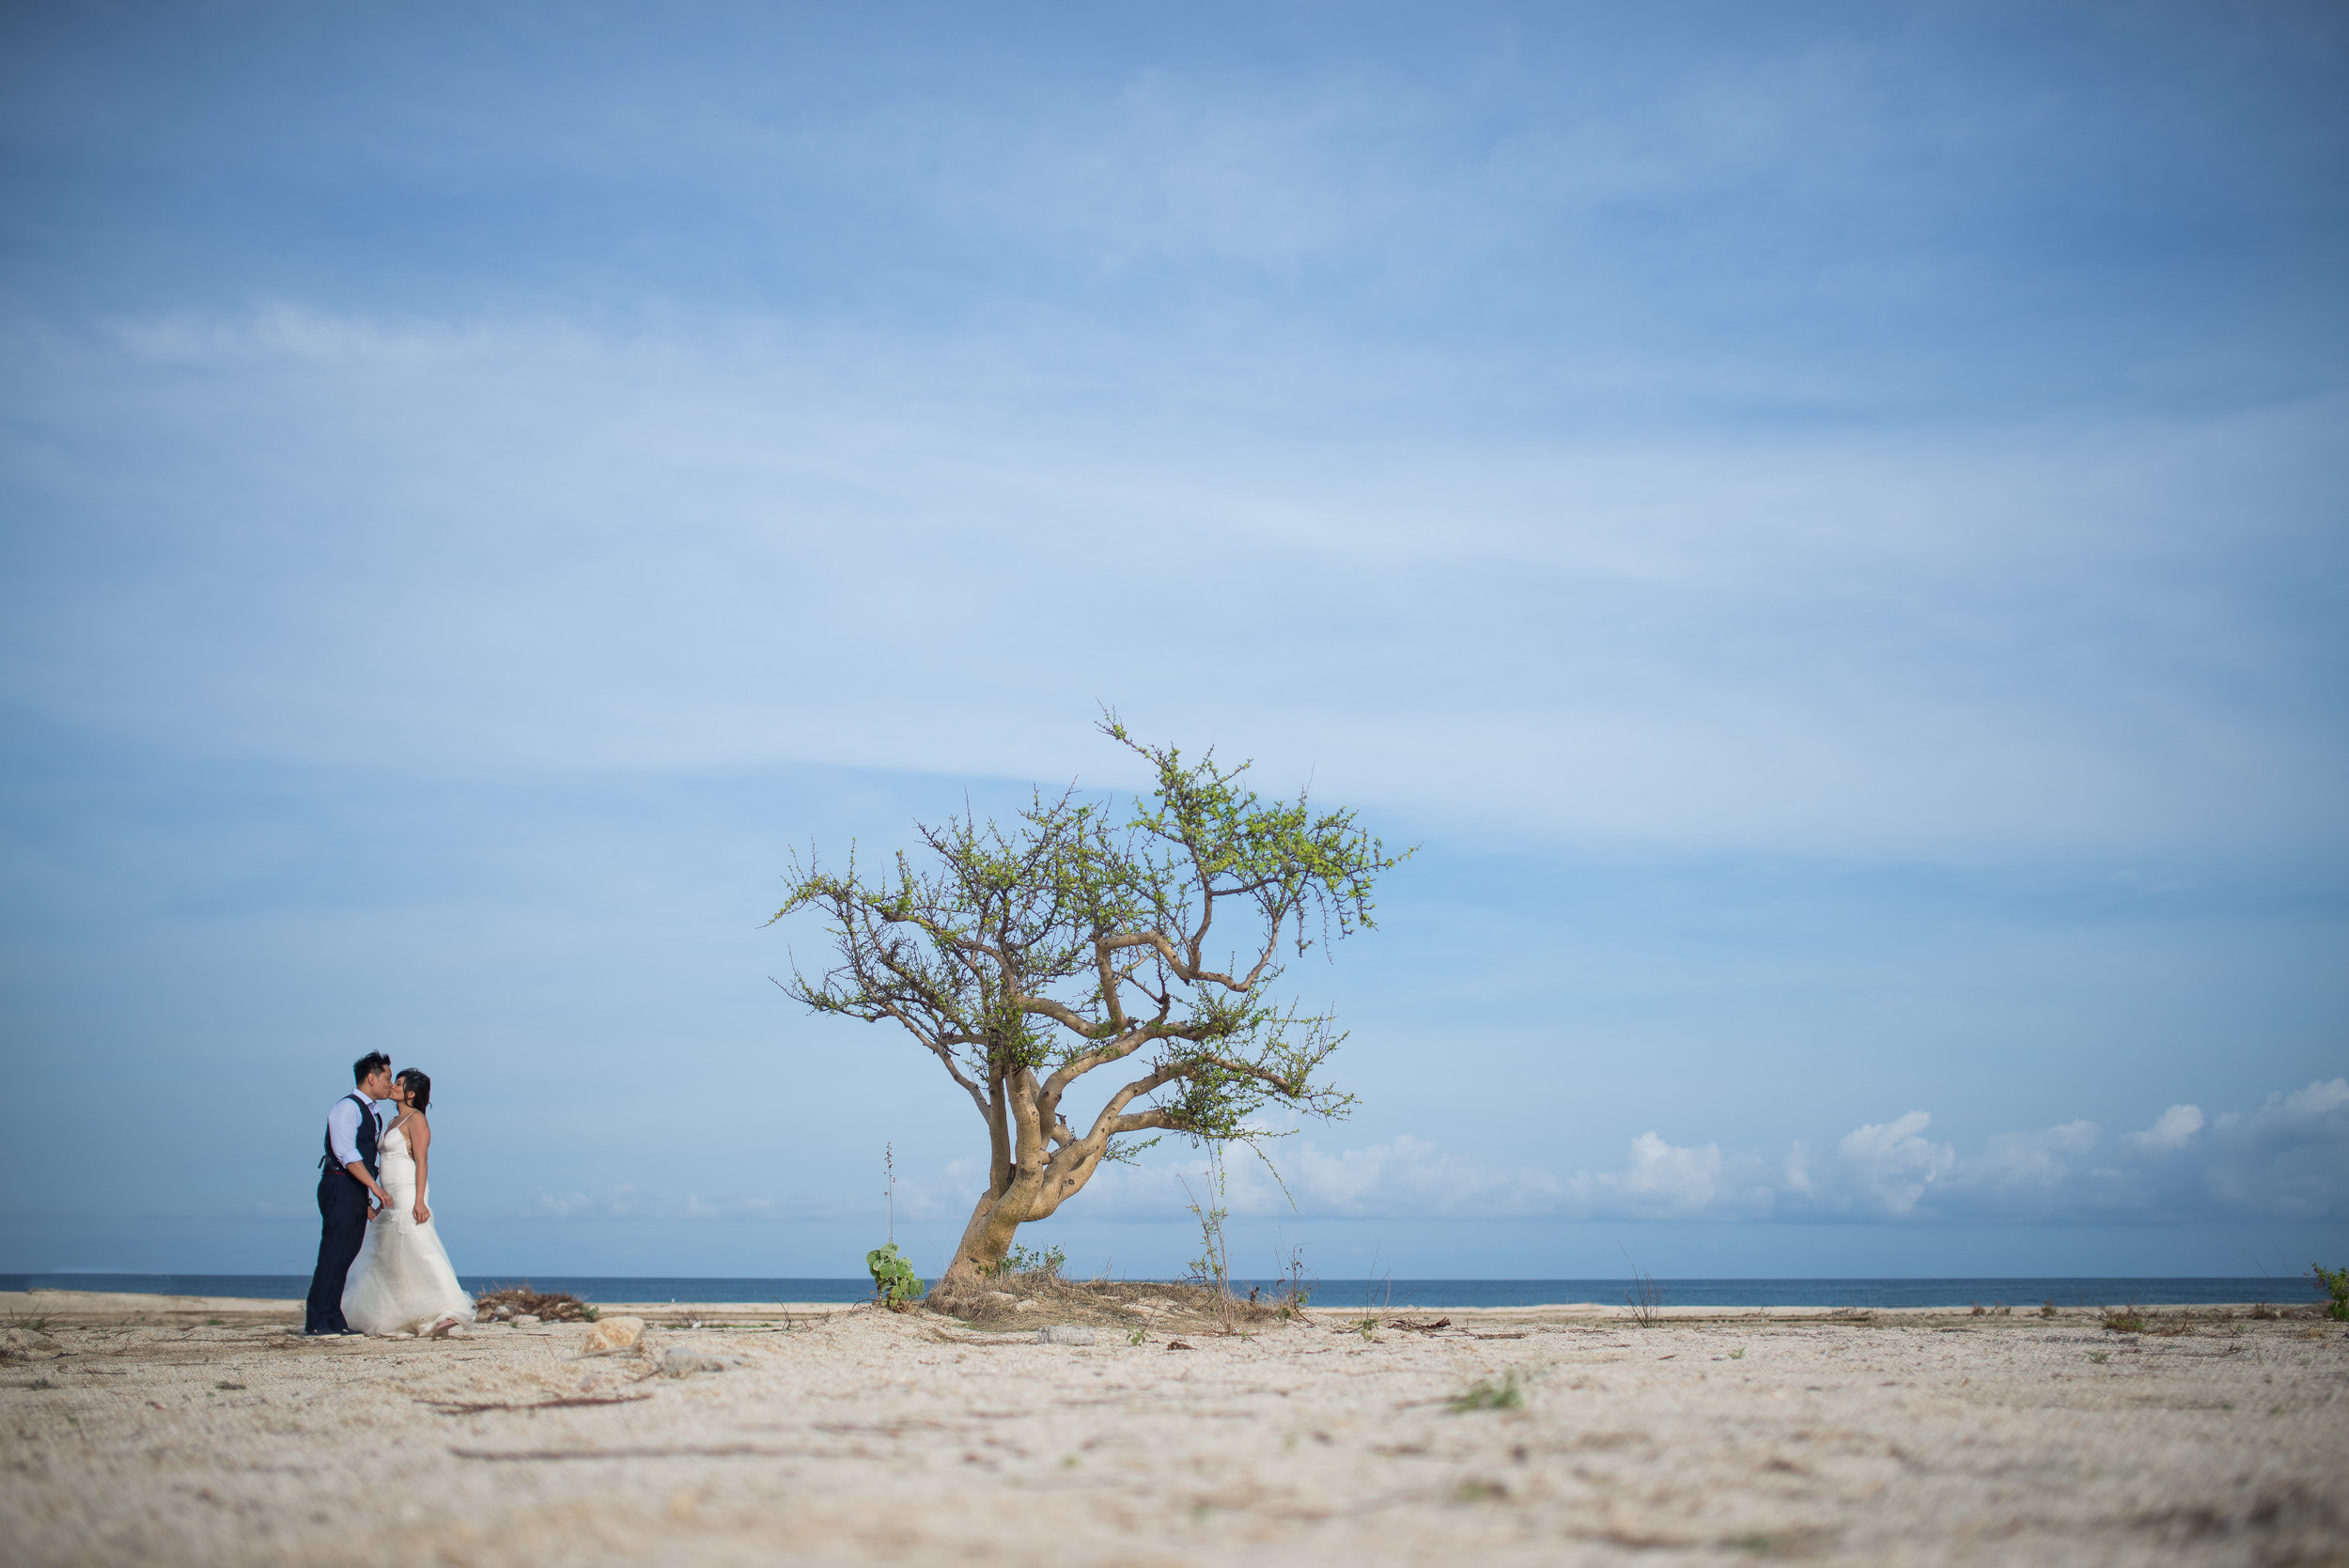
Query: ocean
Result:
<box><xmin>1</xmin><ymin>1273</ymin><xmax>2324</xmax><ymax>1309</ymax></box>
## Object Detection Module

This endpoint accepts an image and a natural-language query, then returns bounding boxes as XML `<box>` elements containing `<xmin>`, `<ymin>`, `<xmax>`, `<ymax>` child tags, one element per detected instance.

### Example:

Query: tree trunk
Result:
<box><xmin>930</xmin><ymin>1064</ymin><xmax>1120</xmax><ymax>1292</ymax></box>
<box><xmin>937</xmin><ymin>1185</ymin><xmax>1027</xmax><ymax>1288</ymax></box>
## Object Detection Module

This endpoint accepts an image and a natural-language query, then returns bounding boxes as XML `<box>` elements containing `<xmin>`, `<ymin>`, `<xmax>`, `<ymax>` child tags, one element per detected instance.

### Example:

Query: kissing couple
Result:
<box><xmin>303</xmin><ymin>1052</ymin><xmax>474</xmax><ymax>1337</ymax></box>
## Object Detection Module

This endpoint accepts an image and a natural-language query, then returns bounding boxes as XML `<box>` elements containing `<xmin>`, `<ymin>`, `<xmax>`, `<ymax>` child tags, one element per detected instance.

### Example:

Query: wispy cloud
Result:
<box><xmin>526</xmin><ymin>1185</ymin><xmax>797</xmax><ymax>1224</ymax></box>
<box><xmin>1042</xmin><ymin>1079</ymin><xmax>2349</xmax><ymax>1227</ymax></box>
<box><xmin>8</xmin><ymin>307</ymin><xmax>2341</xmax><ymax>865</ymax></box>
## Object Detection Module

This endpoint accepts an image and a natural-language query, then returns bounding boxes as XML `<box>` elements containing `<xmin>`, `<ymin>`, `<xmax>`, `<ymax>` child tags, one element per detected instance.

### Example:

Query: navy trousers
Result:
<box><xmin>304</xmin><ymin>1171</ymin><xmax>369</xmax><ymax>1334</ymax></box>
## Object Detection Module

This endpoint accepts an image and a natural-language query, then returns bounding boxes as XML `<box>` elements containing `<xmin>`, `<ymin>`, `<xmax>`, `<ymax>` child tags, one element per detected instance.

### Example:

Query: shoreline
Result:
<box><xmin>3</xmin><ymin>1286</ymin><xmax>2319</xmax><ymax>1326</ymax></box>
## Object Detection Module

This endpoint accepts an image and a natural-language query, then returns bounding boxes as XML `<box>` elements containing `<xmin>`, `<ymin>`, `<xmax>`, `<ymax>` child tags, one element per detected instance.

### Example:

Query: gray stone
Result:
<box><xmin>657</xmin><ymin>1346</ymin><xmax>738</xmax><ymax>1376</ymax></box>
<box><xmin>1036</xmin><ymin>1325</ymin><xmax>1096</xmax><ymax>1345</ymax></box>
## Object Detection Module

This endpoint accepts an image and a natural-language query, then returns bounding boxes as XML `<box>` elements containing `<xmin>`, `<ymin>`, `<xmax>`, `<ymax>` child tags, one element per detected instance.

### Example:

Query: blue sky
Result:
<box><xmin>2</xmin><ymin>1</ymin><xmax>2343</xmax><ymax>1283</ymax></box>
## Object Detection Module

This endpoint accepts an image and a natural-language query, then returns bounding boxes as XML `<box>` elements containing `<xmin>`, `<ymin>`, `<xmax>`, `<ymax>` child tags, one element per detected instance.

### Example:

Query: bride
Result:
<box><xmin>343</xmin><ymin>1068</ymin><xmax>473</xmax><ymax>1336</ymax></box>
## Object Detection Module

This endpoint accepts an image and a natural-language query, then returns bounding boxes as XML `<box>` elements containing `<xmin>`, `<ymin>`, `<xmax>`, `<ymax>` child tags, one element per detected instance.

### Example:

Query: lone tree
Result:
<box><xmin>769</xmin><ymin>717</ymin><xmax>1408</xmax><ymax>1289</ymax></box>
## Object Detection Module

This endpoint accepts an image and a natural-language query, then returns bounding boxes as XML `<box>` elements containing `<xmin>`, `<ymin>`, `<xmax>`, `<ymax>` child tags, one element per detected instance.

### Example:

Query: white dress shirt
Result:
<box><xmin>327</xmin><ymin>1093</ymin><xmax>383</xmax><ymax>1172</ymax></box>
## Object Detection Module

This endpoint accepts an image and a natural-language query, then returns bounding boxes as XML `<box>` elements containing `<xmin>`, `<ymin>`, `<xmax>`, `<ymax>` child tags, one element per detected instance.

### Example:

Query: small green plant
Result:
<box><xmin>2040</xmin><ymin>1301</ymin><xmax>2058</xmax><ymax>1318</ymax></box>
<box><xmin>1455</xmin><ymin>1479</ymin><xmax>1508</xmax><ymax>1502</ymax></box>
<box><xmin>2311</xmin><ymin>1264</ymin><xmax>2349</xmax><ymax>1322</ymax></box>
<box><xmin>205</xmin><ymin>1317</ymin><xmax>225</xmax><ymax>1327</ymax></box>
<box><xmin>991</xmin><ymin>1245</ymin><xmax>1066</xmax><ymax>1279</ymax></box>
<box><xmin>1728</xmin><ymin>1346</ymin><xmax>1746</xmax><ymax>1359</ymax></box>
<box><xmin>25</xmin><ymin>1377</ymin><xmax>54</xmax><ymax>1390</ymax></box>
<box><xmin>1354</xmin><ymin>1316</ymin><xmax>1378</xmax><ymax>1340</ymax></box>
<box><xmin>1447</xmin><ymin>1372</ymin><xmax>1525</xmax><ymax>1412</ymax></box>
<box><xmin>2088</xmin><ymin>1351</ymin><xmax>2109</xmax><ymax>1364</ymax></box>
<box><xmin>1128</xmin><ymin>1327</ymin><xmax>1146</xmax><ymax>1346</ymax></box>
<box><xmin>581</xmin><ymin>1303</ymin><xmax>601</xmax><ymax>1322</ymax></box>
<box><xmin>215</xmin><ymin>1380</ymin><xmax>245</xmax><ymax>1390</ymax></box>
<box><xmin>1271</xmin><ymin>1242</ymin><xmax>1312</xmax><ymax>1314</ymax></box>
<box><xmin>866</xmin><ymin>1242</ymin><xmax>924</xmax><ymax>1307</ymax></box>
<box><xmin>1180</xmin><ymin>1148</ymin><xmax>1241</xmax><ymax>1332</ymax></box>
<box><xmin>2101</xmin><ymin>1307</ymin><xmax>2145</xmax><ymax>1334</ymax></box>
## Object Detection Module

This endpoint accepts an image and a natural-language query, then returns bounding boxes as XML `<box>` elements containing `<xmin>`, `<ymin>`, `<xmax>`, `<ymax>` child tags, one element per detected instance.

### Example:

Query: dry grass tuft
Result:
<box><xmin>923</xmin><ymin>1271</ymin><xmax>1283</xmax><ymax>1333</ymax></box>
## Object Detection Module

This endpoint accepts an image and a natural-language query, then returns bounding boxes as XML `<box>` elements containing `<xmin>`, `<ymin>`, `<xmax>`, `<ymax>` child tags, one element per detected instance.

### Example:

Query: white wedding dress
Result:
<box><xmin>342</xmin><ymin>1122</ymin><xmax>473</xmax><ymax>1335</ymax></box>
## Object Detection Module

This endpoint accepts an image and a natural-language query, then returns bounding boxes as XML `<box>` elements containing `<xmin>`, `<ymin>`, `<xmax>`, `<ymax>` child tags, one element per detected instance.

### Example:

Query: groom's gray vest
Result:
<box><xmin>320</xmin><ymin>1094</ymin><xmax>380</xmax><ymax>1180</ymax></box>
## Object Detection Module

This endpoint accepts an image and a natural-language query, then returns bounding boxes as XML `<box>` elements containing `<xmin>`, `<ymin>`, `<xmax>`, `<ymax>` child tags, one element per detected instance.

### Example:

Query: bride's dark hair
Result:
<box><xmin>396</xmin><ymin>1068</ymin><xmax>432</xmax><ymax>1114</ymax></box>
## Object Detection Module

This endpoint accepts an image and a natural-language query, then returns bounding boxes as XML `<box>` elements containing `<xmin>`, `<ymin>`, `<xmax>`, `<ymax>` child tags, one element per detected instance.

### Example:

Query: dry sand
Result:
<box><xmin>3</xmin><ymin>1289</ymin><xmax>2343</xmax><ymax>1566</ymax></box>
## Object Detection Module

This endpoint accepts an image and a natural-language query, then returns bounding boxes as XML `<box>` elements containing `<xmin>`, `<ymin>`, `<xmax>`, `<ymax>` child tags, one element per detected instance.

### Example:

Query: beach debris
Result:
<box><xmin>1036</xmin><ymin>1325</ymin><xmax>1096</xmax><ymax>1345</ymax></box>
<box><xmin>475</xmin><ymin>1286</ymin><xmax>599</xmax><ymax>1324</ymax></box>
<box><xmin>1166</xmin><ymin>1340</ymin><xmax>1194</xmax><ymax>1351</ymax></box>
<box><xmin>2</xmin><ymin>1327</ymin><xmax>62</xmax><ymax>1358</ymax></box>
<box><xmin>513</xmin><ymin>1314</ymin><xmax>541</xmax><ymax>1327</ymax></box>
<box><xmin>581</xmin><ymin>1315</ymin><xmax>647</xmax><ymax>1356</ymax></box>
<box><xmin>656</xmin><ymin>1346</ymin><xmax>740</xmax><ymax>1377</ymax></box>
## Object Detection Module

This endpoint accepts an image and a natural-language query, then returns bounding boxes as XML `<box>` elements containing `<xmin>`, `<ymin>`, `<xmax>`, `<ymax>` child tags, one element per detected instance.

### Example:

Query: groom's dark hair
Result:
<box><xmin>351</xmin><ymin>1051</ymin><xmax>391</xmax><ymax>1087</ymax></box>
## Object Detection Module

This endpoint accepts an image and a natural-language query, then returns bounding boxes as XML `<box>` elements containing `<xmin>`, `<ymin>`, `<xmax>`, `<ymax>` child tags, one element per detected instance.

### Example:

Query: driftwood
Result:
<box><xmin>452</xmin><ymin>1444</ymin><xmax>815</xmax><ymax>1462</ymax></box>
<box><xmin>423</xmin><ymin>1394</ymin><xmax>651</xmax><ymax>1415</ymax></box>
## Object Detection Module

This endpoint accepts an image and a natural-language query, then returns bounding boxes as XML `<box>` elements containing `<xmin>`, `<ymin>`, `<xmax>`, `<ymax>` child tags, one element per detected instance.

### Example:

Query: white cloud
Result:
<box><xmin>1958</xmin><ymin>1121</ymin><xmax>2099</xmax><ymax>1190</ymax></box>
<box><xmin>1595</xmin><ymin>1132</ymin><xmax>1729</xmax><ymax>1210</ymax></box>
<box><xmin>1830</xmin><ymin>1111</ymin><xmax>1959</xmax><ymax>1215</ymax></box>
<box><xmin>2128</xmin><ymin>1104</ymin><xmax>2204</xmax><ymax>1154</ymax></box>
<box><xmin>1025</xmin><ymin>1079</ymin><xmax>2348</xmax><ymax>1228</ymax></box>
<box><xmin>2196</xmin><ymin>1079</ymin><xmax>2349</xmax><ymax>1219</ymax></box>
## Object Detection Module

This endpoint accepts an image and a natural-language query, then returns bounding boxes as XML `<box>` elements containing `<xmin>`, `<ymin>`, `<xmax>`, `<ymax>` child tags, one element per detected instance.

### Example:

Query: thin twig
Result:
<box><xmin>423</xmin><ymin>1394</ymin><xmax>652</xmax><ymax>1415</ymax></box>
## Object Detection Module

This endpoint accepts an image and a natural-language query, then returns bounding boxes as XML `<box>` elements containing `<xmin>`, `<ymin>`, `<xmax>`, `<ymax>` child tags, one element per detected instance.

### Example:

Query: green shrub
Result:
<box><xmin>2313</xmin><ymin>1264</ymin><xmax>2349</xmax><ymax>1323</ymax></box>
<box><xmin>866</xmin><ymin>1243</ymin><xmax>924</xmax><ymax>1307</ymax></box>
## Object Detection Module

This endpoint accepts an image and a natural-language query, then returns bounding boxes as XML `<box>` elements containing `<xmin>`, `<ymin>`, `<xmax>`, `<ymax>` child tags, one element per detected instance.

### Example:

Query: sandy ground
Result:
<box><xmin>3</xmin><ymin>1290</ymin><xmax>2343</xmax><ymax>1567</ymax></box>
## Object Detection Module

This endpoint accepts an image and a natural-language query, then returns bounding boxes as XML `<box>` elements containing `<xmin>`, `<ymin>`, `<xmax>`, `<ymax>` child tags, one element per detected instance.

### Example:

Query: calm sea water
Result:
<box><xmin>1</xmin><ymin>1273</ymin><xmax>2323</xmax><ymax>1308</ymax></box>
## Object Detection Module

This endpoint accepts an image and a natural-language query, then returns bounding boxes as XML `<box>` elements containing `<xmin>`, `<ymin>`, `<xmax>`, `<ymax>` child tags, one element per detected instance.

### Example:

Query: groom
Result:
<box><xmin>304</xmin><ymin>1052</ymin><xmax>395</xmax><ymax>1336</ymax></box>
